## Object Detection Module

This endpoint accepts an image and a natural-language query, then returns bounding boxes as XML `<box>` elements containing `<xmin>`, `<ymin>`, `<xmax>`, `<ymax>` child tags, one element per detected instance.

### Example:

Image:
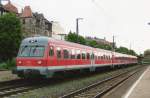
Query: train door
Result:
<box><xmin>111</xmin><ymin>51</ymin><xmax>115</xmax><ymax>68</ymax></box>
<box><xmin>90</xmin><ymin>51</ymin><xmax>95</xmax><ymax>72</ymax></box>
<box><xmin>48</xmin><ymin>45</ymin><xmax>56</xmax><ymax>66</ymax></box>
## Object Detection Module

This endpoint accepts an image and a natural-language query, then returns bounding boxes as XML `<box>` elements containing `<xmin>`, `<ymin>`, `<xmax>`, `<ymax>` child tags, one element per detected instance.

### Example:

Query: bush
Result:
<box><xmin>6</xmin><ymin>58</ymin><xmax>16</xmax><ymax>69</ymax></box>
<box><xmin>0</xmin><ymin>62</ymin><xmax>7</xmax><ymax>69</ymax></box>
<box><xmin>0</xmin><ymin>58</ymin><xmax>16</xmax><ymax>69</ymax></box>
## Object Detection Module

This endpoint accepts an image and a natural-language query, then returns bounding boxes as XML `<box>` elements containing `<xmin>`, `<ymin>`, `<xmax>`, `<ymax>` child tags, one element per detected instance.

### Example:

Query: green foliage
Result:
<box><xmin>0</xmin><ymin>62</ymin><xmax>7</xmax><ymax>69</ymax></box>
<box><xmin>115</xmin><ymin>46</ymin><xmax>128</xmax><ymax>54</ymax></box>
<box><xmin>66</xmin><ymin>32</ymin><xmax>86</xmax><ymax>45</ymax></box>
<box><xmin>0</xmin><ymin>13</ymin><xmax>23</xmax><ymax>62</ymax></box>
<box><xmin>115</xmin><ymin>46</ymin><xmax>137</xmax><ymax>56</ymax></box>
<box><xmin>96</xmin><ymin>44</ymin><xmax>112</xmax><ymax>50</ymax></box>
<box><xmin>144</xmin><ymin>49</ymin><xmax>150</xmax><ymax>57</ymax></box>
<box><xmin>128</xmin><ymin>50</ymin><xmax>137</xmax><ymax>56</ymax></box>
<box><xmin>87</xmin><ymin>40</ymin><xmax>97</xmax><ymax>47</ymax></box>
<box><xmin>143</xmin><ymin>49</ymin><xmax>150</xmax><ymax>63</ymax></box>
<box><xmin>0</xmin><ymin>58</ymin><xmax>16</xmax><ymax>69</ymax></box>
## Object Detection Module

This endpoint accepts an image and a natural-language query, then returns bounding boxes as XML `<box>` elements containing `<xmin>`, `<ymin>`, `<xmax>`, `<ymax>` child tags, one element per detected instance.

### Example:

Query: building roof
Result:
<box><xmin>86</xmin><ymin>36</ymin><xmax>113</xmax><ymax>45</ymax></box>
<box><xmin>33</xmin><ymin>12</ymin><xmax>51</xmax><ymax>24</ymax></box>
<box><xmin>21</xmin><ymin>6</ymin><xmax>33</xmax><ymax>18</ymax></box>
<box><xmin>3</xmin><ymin>1</ymin><xmax>18</xmax><ymax>13</ymax></box>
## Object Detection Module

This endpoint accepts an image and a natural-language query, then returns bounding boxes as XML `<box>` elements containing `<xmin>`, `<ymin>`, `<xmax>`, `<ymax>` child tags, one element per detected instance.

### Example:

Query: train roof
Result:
<box><xmin>21</xmin><ymin>36</ymin><xmax>49</xmax><ymax>46</ymax></box>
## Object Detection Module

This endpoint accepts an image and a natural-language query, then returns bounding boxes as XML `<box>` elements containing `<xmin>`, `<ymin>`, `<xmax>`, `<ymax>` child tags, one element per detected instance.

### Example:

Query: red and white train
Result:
<box><xmin>15</xmin><ymin>36</ymin><xmax>138</xmax><ymax>78</ymax></box>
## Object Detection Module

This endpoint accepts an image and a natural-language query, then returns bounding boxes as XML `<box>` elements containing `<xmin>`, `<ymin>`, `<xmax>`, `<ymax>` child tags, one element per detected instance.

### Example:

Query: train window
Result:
<box><xmin>57</xmin><ymin>47</ymin><xmax>61</xmax><ymax>59</ymax></box>
<box><xmin>105</xmin><ymin>55</ymin><xmax>107</xmax><ymax>60</ymax></box>
<box><xmin>76</xmin><ymin>50</ymin><xmax>81</xmax><ymax>59</ymax></box>
<box><xmin>103</xmin><ymin>55</ymin><xmax>106</xmax><ymax>60</ymax></box>
<box><xmin>108</xmin><ymin>56</ymin><xmax>110</xmax><ymax>60</ymax></box>
<box><xmin>107</xmin><ymin>56</ymin><xmax>108</xmax><ymax>60</ymax></box>
<box><xmin>63</xmin><ymin>49</ymin><xmax>69</xmax><ymax>59</ymax></box>
<box><xmin>49</xmin><ymin>46</ymin><xmax>54</xmax><ymax>56</ymax></box>
<box><xmin>30</xmin><ymin>46</ymin><xmax>45</xmax><ymax>57</ymax></box>
<box><xmin>106</xmin><ymin>56</ymin><xmax>108</xmax><ymax>60</ymax></box>
<box><xmin>18</xmin><ymin>46</ymin><xmax>45</xmax><ymax>57</ymax></box>
<box><xmin>101</xmin><ymin>56</ymin><xmax>103</xmax><ymax>60</ymax></box>
<box><xmin>98</xmin><ymin>56</ymin><xmax>101</xmax><ymax>60</ymax></box>
<box><xmin>94</xmin><ymin>52</ymin><xmax>97</xmax><ymax>60</ymax></box>
<box><xmin>71</xmin><ymin>49</ymin><xmax>76</xmax><ymax>59</ymax></box>
<box><xmin>18</xmin><ymin>46</ymin><xmax>30</xmax><ymax>57</ymax></box>
<box><xmin>82</xmin><ymin>51</ymin><xmax>86</xmax><ymax>59</ymax></box>
<box><xmin>95</xmin><ymin>56</ymin><xmax>97</xmax><ymax>60</ymax></box>
<box><xmin>109</xmin><ymin>56</ymin><xmax>110</xmax><ymax>60</ymax></box>
<box><xmin>87</xmin><ymin>53</ymin><xmax>90</xmax><ymax>59</ymax></box>
<box><xmin>98</xmin><ymin>52</ymin><xmax>101</xmax><ymax>60</ymax></box>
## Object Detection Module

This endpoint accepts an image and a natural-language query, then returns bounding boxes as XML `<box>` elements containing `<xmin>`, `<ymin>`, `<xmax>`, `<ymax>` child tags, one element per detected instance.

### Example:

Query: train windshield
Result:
<box><xmin>18</xmin><ymin>46</ymin><xmax>45</xmax><ymax>57</ymax></box>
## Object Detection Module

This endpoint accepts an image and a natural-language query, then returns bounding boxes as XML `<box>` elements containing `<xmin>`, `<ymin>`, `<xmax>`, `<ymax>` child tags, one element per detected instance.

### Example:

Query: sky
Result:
<box><xmin>3</xmin><ymin>0</ymin><xmax>150</xmax><ymax>54</ymax></box>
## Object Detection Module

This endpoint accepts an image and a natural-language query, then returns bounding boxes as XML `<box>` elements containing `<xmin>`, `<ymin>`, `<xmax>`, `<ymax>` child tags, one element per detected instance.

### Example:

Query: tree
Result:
<box><xmin>142</xmin><ymin>49</ymin><xmax>150</xmax><ymax>63</ymax></box>
<box><xmin>144</xmin><ymin>49</ymin><xmax>150</xmax><ymax>57</ymax></box>
<box><xmin>66</xmin><ymin>32</ymin><xmax>86</xmax><ymax>45</ymax></box>
<box><xmin>115</xmin><ymin>46</ymin><xmax>137</xmax><ymax>56</ymax></box>
<box><xmin>0</xmin><ymin>13</ymin><xmax>23</xmax><ymax>62</ymax></box>
<box><xmin>87</xmin><ymin>40</ymin><xmax>97</xmax><ymax>47</ymax></box>
<box><xmin>115</xmin><ymin>46</ymin><xmax>129</xmax><ymax>54</ymax></box>
<box><xmin>128</xmin><ymin>50</ymin><xmax>137</xmax><ymax>56</ymax></box>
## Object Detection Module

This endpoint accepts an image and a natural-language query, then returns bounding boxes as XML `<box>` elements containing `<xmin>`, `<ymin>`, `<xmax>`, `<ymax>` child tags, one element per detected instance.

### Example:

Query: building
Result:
<box><xmin>3</xmin><ymin>0</ymin><xmax>18</xmax><ymax>14</ymax></box>
<box><xmin>0</xmin><ymin>1</ymin><xmax>66</xmax><ymax>40</ymax></box>
<box><xmin>0</xmin><ymin>0</ymin><xmax>18</xmax><ymax>15</ymax></box>
<box><xmin>86</xmin><ymin>36</ymin><xmax>113</xmax><ymax>46</ymax></box>
<box><xmin>20</xmin><ymin>6</ymin><xmax>52</xmax><ymax>37</ymax></box>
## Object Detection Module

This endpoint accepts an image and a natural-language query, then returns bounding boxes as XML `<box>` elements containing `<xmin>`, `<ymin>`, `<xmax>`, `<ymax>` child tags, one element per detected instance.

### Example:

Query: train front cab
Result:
<box><xmin>15</xmin><ymin>37</ymin><xmax>50</xmax><ymax>78</ymax></box>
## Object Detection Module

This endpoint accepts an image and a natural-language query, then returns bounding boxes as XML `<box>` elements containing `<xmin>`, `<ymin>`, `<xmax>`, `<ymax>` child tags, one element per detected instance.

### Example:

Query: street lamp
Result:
<box><xmin>112</xmin><ymin>35</ymin><xmax>116</xmax><ymax>52</ymax></box>
<box><xmin>112</xmin><ymin>35</ymin><xmax>116</xmax><ymax>68</ymax></box>
<box><xmin>76</xmin><ymin>18</ymin><xmax>83</xmax><ymax>36</ymax></box>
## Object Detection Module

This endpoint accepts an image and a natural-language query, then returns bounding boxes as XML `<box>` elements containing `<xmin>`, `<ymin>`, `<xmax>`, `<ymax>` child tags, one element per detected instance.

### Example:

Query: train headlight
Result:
<box><xmin>18</xmin><ymin>61</ymin><xmax>22</xmax><ymax>64</ymax></box>
<box><xmin>37</xmin><ymin>60</ymin><xmax>42</xmax><ymax>64</ymax></box>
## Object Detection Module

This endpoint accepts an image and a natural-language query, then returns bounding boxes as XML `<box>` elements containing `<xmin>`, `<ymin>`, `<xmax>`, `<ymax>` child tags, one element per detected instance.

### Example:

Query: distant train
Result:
<box><xmin>14</xmin><ymin>36</ymin><xmax>138</xmax><ymax>78</ymax></box>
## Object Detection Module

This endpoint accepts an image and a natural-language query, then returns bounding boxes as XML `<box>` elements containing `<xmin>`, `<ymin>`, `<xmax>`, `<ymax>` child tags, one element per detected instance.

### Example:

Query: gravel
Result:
<box><xmin>0</xmin><ymin>71</ymin><xmax>19</xmax><ymax>82</ymax></box>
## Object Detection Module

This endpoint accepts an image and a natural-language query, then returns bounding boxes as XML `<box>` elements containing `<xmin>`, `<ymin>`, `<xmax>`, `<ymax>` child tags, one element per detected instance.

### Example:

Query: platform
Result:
<box><xmin>123</xmin><ymin>66</ymin><xmax>150</xmax><ymax>98</ymax></box>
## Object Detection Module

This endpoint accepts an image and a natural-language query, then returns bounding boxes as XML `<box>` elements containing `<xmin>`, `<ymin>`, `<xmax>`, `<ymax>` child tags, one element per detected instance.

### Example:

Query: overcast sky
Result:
<box><xmin>5</xmin><ymin>0</ymin><xmax>150</xmax><ymax>54</ymax></box>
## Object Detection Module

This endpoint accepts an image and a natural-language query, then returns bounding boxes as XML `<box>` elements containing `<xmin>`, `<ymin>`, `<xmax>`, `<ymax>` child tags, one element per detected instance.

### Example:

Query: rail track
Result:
<box><xmin>0</xmin><ymin>73</ymin><xmax>95</xmax><ymax>98</ymax></box>
<box><xmin>0</xmin><ymin>69</ymin><xmax>8</xmax><ymax>71</ymax></box>
<box><xmin>0</xmin><ymin>65</ymin><xmax>145</xmax><ymax>98</ymax></box>
<box><xmin>59</xmin><ymin>65</ymin><xmax>146</xmax><ymax>98</ymax></box>
<box><xmin>0</xmin><ymin>78</ymin><xmax>54</xmax><ymax>98</ymax></box>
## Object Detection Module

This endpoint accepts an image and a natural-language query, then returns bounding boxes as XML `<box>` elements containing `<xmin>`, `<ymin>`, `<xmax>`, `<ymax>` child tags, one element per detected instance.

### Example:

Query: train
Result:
<box><xmin>14</xmin><ymin>36</ymin><xmax>138</xmax><ymax>78</ymax></box>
